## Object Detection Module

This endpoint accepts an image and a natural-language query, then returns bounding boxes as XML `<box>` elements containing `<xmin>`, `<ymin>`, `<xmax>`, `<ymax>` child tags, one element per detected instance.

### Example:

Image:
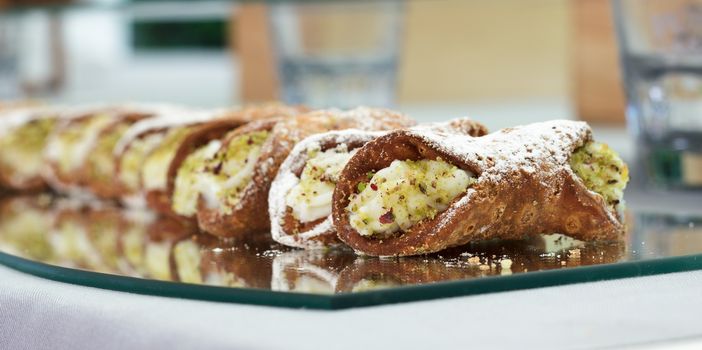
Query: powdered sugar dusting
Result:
<box><xmin>411</xmin><ymin>119</ymin><xmax>590</xmax><ymax>181</ymax></box>
<box><xmin>409</xmin><ymin>119</ymin><xmax>592</xmax><ymax>233</ymax></box>
<box><xmin>113</xmin><ymin>107</ymin><xmax>210</xmax><ymax>156</ymax></box>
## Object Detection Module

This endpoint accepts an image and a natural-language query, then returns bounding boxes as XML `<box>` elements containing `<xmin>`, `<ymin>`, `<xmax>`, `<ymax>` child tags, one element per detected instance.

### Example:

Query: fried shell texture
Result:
<box><xmin>333</xmin><ymin>120</ymin><xmax>625</xmax><ymax>257</ymax></box>
<box><xmin>197</xmin><ymin>107</ymin><xmax>415</xmax><ymax>238</ymax></box>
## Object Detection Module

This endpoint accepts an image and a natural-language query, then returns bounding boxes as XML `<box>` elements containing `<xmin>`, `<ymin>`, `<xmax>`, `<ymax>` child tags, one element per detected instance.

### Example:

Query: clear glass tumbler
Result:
<box><xmin>613</xmin><ymin>0</ymin><xmax>702</xmax><ymax>189</ymax></box>
<box><xmin>0</xmin><ymin>16</ymin><xmax>20</xmax><ymax>99</ymax></box>
<box><xmin>268</xmin><ymin>1</ymin><xmax>404</xmax><ymax>109</ymax></box>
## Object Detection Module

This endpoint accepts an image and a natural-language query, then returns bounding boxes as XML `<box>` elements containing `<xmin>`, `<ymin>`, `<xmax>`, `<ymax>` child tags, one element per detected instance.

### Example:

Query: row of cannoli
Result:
<box><xmin>0</xmin><ymin>103</ymin><xmax>628</xmax><ymax>257</ymax></box>
<box><xmin>270</xmin><ymin>118</ymin><xmax>629</xmax><ymax>256</ymax></box>
<box><xmin>0</xmin><ymin>195</ymin><xmax>625</xmax><ymax>292</ymax></box>
<box><xmin>0</xmin><ymin>103</ymin><xmax>305</xmax><ymax>201</ymax></box>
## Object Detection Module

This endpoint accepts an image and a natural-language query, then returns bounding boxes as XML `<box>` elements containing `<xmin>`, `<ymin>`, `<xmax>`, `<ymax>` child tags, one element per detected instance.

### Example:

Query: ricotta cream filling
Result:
<box><xmin>118</xmin><ymin>133</ymin><xmax>165</xmax><ymax>193</ymax></box>
<box><xmin>285</xmin><ymin>144</ymin><xmax>357</xmax><ymax>223</ymax></box>
<box><xmin>172</xmin><ymin>139</ymin><xmax>222</xmax><ymax>216</ymax></box>
<box><xmin>347</xmin><ymin>158</ymin><xmax>475</xmax><ymax>237</ymax></box>
<box><xmin>0</xmin><ymin>118</ymin><xmax>55</xmax><ymax>182</ymax></box>
<box><xmin>198</xmin><ymin>131</ymin><xmax>269</xmax><ymax>213</ymax></box>
<box><xmin>87</xmin><ymin>124</ymin><xmax>129</xmax><ymax>184</ymax></box>
<box><xmin>54</xmin><ymin>114</ymin><xmax>113</xmax><ymax>175</ymax></box>
<box><xmin>142</xmin><ymin>126</ymin><xmax>191</xmax><ymax>191</ymax></box>
<box><xmin>569</xmin><ymin>141</ymin><xmax>628</xmax><ymax>211</ymax></box>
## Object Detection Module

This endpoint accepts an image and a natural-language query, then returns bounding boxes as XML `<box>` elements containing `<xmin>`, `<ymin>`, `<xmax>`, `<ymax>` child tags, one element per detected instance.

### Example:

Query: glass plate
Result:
<box><xmin>0</xmin><ymin>194</ymin><xmax>701</xmax><ymax>310</ymax></box>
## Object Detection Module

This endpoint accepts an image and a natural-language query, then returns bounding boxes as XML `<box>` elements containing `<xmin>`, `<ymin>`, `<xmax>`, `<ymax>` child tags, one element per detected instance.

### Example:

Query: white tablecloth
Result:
<box><xmin>3</xmin><ymin>264</ymin><xmax>702</xmax><ymax>350</ymax></box>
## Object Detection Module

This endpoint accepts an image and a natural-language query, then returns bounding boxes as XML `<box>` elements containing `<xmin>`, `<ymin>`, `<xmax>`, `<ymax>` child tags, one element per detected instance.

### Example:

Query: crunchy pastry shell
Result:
<box><xmin>333</xmin><ymin>120</ymin><xmax>625</xmax><ymax>256</ymax></box>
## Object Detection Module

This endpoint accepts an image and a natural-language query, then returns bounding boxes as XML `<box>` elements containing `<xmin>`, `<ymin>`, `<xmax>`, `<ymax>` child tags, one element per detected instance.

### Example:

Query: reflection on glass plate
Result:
<box><xmin>0</xmin><ymin>194</ymin><xmax>701</xmax><ymax>309</ymax></box>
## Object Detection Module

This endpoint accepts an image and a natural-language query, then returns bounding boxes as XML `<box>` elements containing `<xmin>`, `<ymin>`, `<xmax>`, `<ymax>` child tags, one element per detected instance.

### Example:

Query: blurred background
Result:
<box><xmin>0</xmin><ymin>0</ymin><xmax>621</xmax><ymax>117</ymax></box>
<box><xmin>0</xmin><ymin>0</ymin><xmax>701</xmax><ymax>189</ymax></box>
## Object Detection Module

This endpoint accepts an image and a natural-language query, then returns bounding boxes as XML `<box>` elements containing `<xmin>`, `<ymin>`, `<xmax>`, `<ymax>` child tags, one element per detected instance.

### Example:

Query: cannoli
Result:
<box><xmin>269</xmin><ymin>118</ymin><xmax>485</xmax><ymax>249</ymax></box>
<box><xmin>81</xmin><ymin>109</ymin><xmax>156</xmax><ymax>199</ymax></box>
<box><xmin>43</xmin><ymin>107</ymin><xmax>122</xmax><ymax>196</ymax></box>
<box><xmin>43</xmin><ymin>104</ymin><xmax>171</xmax><ymax>197</ymax></box>
<box><xmin>333</xmin><ymin>120</ymin><xmax>629</xmax><ymax>256</ymax></box>
<box><xmin>0</xmin><ymin>107</ymin><xmax>60</xmax><ymax>191</ymax></box>
<box><xmin>113</xmin><ymin>107</ymin><xmax>210</xmax><ymax>208</ymax></box>
<box><xmin>150</xmin><ymin>104</ymin><xmax>305</xmax><ymax>219</ymax></box>
<box><xmin>195</xmin><ymin>107</ymin><xmax>415</xmax><ymax>238</ymax></box>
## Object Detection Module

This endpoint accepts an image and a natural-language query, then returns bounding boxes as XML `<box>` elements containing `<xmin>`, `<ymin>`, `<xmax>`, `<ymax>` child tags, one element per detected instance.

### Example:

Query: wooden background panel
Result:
<box><xmin>235</xmin><ymin>0</ymin><xmax>627</xmax><ymax>124</ymax></box>
<box><xmin>399</xmin><ymin>0</ymin><xmax>571</xmax><ymax>103</ymax></box>
<box><xmin>572</xmin><ymin>0</ymin><xmax>626</xmax><ymax>124</ymax></box>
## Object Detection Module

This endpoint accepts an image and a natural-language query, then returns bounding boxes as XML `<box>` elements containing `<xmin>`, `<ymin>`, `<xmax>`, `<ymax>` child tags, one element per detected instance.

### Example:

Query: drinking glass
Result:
<box><xmin>613</xmin><ymin>0</ymin><xmax>702</xmax><ymax>189</ymax></box>
<box><xmin>269</xmin><ymin>1</ymin><xmax>404</xmax><ymax>109</ymax></box>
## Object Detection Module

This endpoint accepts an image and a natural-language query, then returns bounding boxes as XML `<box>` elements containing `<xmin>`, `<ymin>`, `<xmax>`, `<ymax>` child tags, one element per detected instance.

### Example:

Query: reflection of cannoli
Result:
<box><xmin>270</xmin><ymin>118</ymin><xmax>484</xmax><ymax>249</ymax></box>
<box><xmin>335</xmin><ymin>235</ymin><xmax>626</xmax><ymax>292</ymax></box>
<box><xmin>115</xmin><ymin>209</ymin><xmax>156</xmax><ymax>277</ymax></box>
<box><xmin>48</xmin><ymin>199</ymin><xmax>107</xmax><ymax>270</ymax></box>
<box><xmin>156</xmin><ymin>104</ymin><xmax>305</xmax><ymax>220</ymax></box>
<box><xmin>336</xmin><ymin>257</ymin><xmax>477</xmax><ymax>293</ymax></box>
<box><xmin>172</xmin><ymin>234</ymin><xmax>275</xmax><ymax>288</ymax></box>
<box><xmin>0</xmin><ymin>107</ymin><xmax>60</xmax><ymax>191</ymax></box>
<box><xmin>0</xmin><ymin>195</ymin><xmax>55</xmax><ymax>261</ymax></box>
<box><xmin>83</xmin><ymin>206</ymin><xmax>129</xmax><ymax>273</ymax></box>
<box><xmin>334</xmin><ymin>120</ymin><xmax>629</xmax><ymax>256</ymax></box>
<box><xmin>271</xmin><ymin>249</ymin><xmax>355</xmax><ymax>294</ymax></box>
<box><xmin>143</xmin><ymin>216</ymin><xmax>196</xmax><ymax>281</ymax></box>
<box><xmin>197</xmin><ymin>107</ymin><xmax>415</xmax><ymax>238</ymax></box>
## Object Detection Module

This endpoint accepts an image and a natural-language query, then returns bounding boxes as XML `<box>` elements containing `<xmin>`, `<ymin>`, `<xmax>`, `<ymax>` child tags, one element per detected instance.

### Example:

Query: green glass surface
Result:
<box><xmin>0</xmin><ymin>194</ymin><xmax>701</xmax><ymax>310</ymax></box>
